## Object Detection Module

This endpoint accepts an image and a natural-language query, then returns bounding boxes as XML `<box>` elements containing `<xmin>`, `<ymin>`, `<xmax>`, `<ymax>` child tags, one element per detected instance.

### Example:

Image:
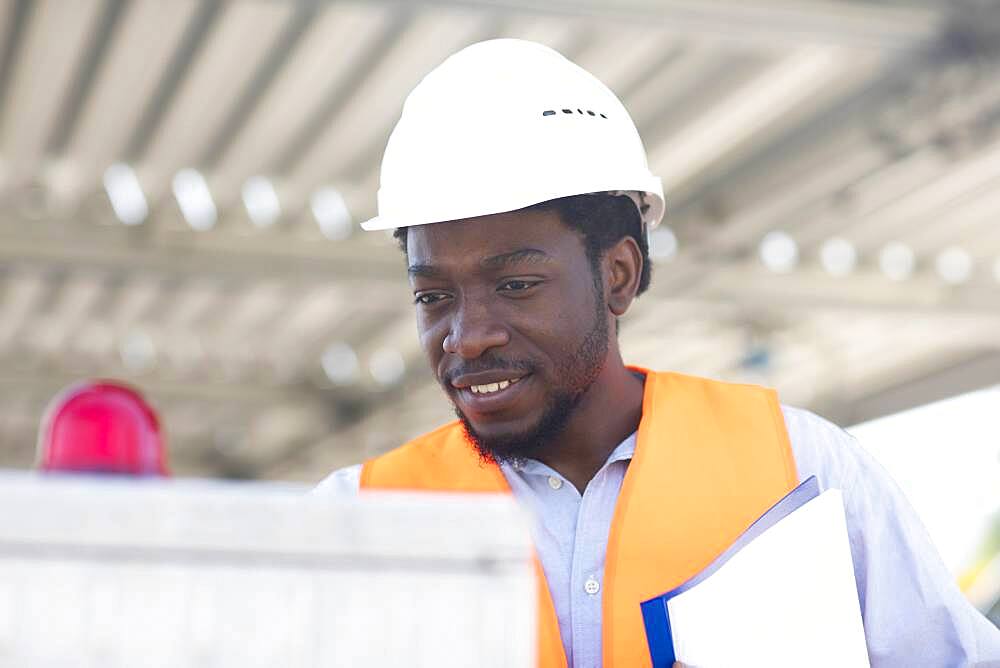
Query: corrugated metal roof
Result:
<box><xmin>3</xmin><ymin>0</ymin><xmax>999</xmax><ymax>480</ymax></box>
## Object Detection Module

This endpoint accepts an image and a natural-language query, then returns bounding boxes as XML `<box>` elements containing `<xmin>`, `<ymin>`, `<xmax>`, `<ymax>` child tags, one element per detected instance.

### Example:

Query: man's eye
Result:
<box><xmin>499</xmin><ymin>279</ymin><xmax>538</xmax><ymax>292</ymax></box>
<box><xmin>414</xmin><ymin>292</ymin><xmax>449</xmax><ymax>305</ymax></box>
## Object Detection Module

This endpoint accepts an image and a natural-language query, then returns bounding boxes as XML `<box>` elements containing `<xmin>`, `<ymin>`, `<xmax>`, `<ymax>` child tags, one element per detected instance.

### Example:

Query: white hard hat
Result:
<box><xmin>361</xmin><ymin>38</ymin><xmax>664</xmax><ymax>232</ymax></box>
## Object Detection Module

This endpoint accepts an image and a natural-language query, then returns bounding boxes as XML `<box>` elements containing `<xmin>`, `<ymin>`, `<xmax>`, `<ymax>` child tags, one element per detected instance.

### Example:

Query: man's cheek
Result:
<box><xmin>418</xmin><ymin>327</ymin><xmax>441</xmax><ymax>357</ymax></box>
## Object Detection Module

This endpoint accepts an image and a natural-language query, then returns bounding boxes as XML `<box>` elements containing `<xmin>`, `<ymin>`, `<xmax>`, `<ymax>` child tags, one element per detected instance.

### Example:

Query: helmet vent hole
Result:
<box><xmin>543</xmin><ymin>109</ymin><xmax>607</xmax><ymax>119</ymax></box>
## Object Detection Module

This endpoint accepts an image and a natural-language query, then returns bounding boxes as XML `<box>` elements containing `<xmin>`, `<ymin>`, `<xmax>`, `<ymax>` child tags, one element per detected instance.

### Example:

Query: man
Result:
<box><xmin>315</xmin><ymin>39</ymin><xmax>1000</xmax><ymax>667</ymax></box>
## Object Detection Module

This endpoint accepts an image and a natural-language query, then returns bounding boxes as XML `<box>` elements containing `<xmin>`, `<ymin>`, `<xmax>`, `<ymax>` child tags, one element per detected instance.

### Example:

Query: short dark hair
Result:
<box><xmin>392</xmin><ymin>192</ymin><xmax>651</xmax><ymax>295</ymax></box>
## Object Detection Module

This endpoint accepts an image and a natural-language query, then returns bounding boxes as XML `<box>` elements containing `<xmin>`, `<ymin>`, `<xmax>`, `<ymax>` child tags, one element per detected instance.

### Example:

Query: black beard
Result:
<box><xmin>455</xmin><ymin>300</ymin><xmax>609</xmax><ymax>464</ymax></box>
<box><xmin>456</xmin><ymin>389</ymin><xmax>580</xmax><ymax>465</ymax></box>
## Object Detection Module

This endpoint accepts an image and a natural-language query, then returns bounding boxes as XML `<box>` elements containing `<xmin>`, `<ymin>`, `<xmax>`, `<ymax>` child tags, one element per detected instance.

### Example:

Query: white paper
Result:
<box><xmin>668</xmin><ymin>489</ymin><xmax>870</xmax><ymax>668</ymax></box>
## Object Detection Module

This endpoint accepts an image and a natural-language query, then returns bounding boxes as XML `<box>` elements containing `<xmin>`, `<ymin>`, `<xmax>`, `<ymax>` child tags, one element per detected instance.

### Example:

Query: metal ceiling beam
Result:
<box><xmin>611</xmin><ymin>42</ymin><xmax>684</xmax><ymax>109</ymax></box>
<box><xmin>46</xmin><ymin>0</ymin><xmax>129</xmax><ymax>155</ymax></box>
<box><xmin>641</xmin><ymin>257</ymin><xmax>1000</xmax><ymax>319</ymax></box>
<box><xmin>334</xmin><ymin>11</ymin><xmax>518</xmax><ymax>182</ymax></box>
<box><xmin>0</xmin><ymin>0</ymin><xmax>34</xmax><ymax>129</ymax></box>
<box><xmin>639</xmin><ymin>49</ymin><xmax>777</xmax><ymax>164</ymax></box>
<box><xmin>814</xmin><ymin>349</ymin><xmax>1000</xmax><ymax>427</ymax></box>
<box><xmin>0</xmin><ymin>269</ymin><xmax>60</xmax><ymax>352</ymax></box>
<box><xmin>208</xmin><ymin>353</ymin><xmax>435</xmax><ymax>478</ymax></box>
<box><xmin>0</xmin><ymin>368</ymin><xmax>319</xmax><ymax>406</ymax></box>
<box><xmin>0</xmin><ymin>228</ymin><xmax>405</xmax><ymax>285</ymax></box>
<box><xmin>270</xmin><ymin>9</ymin><xmax>414</xmax><ymax>175</ymax></box>
<box><xmin>296</xmin><ymin>0</ymin><xmax>940</xmax><ymax>52</ymax></box>
<box><xmin>124</xmin><ymin>0</ymin><xmax>223</xmax><ymax>161</ymax></box>
<box><xmin>3</xmin><ymin>215</ymin><xmax>1000</xmax><ymax>318</ymax></box>
<box><xmin>198</xmin><ymin>0</ymin><xmax>321</xmax><ymax>170</ymax></box>
<box><xmin>664</xmin><ymin>8</ymin><xmax>964</xmax><ymax>224</ymax></box>
<box><xmin>258</xmin><ymin>376</ymin><xmax>439</xmax><ymax>479</ymax></box>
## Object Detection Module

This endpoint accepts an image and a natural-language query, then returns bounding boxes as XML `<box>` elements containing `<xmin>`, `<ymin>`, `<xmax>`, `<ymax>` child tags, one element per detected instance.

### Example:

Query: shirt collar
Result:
<box><xmin>507</xmin><ymin>430</ymin><xmax>637</xmax><ymax>476</ymax></box>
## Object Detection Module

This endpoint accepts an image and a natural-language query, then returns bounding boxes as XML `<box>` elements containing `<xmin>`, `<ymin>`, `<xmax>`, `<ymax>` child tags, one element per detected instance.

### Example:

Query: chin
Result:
<box><xmin>455</xmin><ymin>391</ymin><xmax>579</xmax><ymax>464</ymax></box>
<box><xmin>456</xmin><ymin>411</ymin><xmax>541</xmax><ymax>463</ymax></box>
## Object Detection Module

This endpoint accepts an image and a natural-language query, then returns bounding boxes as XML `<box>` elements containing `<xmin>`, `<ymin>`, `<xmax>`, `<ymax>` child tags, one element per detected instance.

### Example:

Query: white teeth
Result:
<box><xmin>469</xmin><ymin>379</ymin><xmax>519</xmax><ymax>394</ymax></box>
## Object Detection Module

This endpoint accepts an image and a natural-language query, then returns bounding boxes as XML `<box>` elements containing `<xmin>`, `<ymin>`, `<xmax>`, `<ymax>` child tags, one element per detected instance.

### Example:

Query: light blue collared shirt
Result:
<box><xmin>315</xmin><ymin>405</ymin><xmax>1000</xmax><ymax>667</ymax></box>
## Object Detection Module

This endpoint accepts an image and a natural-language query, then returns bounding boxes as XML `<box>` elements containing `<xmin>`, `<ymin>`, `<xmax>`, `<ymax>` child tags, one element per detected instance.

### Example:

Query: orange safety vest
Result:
<box><xmin>360</xmin><ymin>369</ymin><xmax>797</xmax><ymax>667</ymax></box>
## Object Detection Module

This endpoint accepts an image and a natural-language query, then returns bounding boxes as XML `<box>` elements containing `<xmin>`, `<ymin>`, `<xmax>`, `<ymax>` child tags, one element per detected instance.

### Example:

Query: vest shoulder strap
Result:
<box><xmin>603</xmin><ymin>370</ymin><xmax>797</xmax><ymax>667</ymax></box>
<box><xmin>360</xmin><ymin>420</ymin><xmax>507</xmax><ymax>492</ymax></box>
<box><xmin>360</xmin><ymin>420</ymin><xmax>565</xmax><ymax>667</ymax></box>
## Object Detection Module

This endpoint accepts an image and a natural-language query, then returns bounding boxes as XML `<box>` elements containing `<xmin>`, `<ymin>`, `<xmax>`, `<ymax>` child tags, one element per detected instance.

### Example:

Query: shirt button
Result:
<box><xmin>584</xmin><ymin>577</ymin><xmax>600</xmax><ymax>595</ymax></box>
<box><xmin>547</xmin><ymin>476</ymin><xmax>563</xmax><ymax>490</ymax></box>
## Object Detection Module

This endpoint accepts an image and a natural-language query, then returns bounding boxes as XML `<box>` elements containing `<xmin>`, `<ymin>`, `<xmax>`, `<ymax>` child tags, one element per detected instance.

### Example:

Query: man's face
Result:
<box><xmin>406</xmin><ymin>208</ymin><xmax>610</xmax><ymax>462</ymax></box>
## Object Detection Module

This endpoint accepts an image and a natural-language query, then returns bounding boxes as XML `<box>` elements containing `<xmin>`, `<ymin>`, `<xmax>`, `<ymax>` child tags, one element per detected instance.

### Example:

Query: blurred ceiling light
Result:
<box><xmin>759</xmin><ymin>231</ymin><xmax>799</xmax><ymax>273</ymax></box>
<box><xmin>648</xmin><ymin>226</ymin><xmax>678</xmax><ymax>261</ymax></box>
<box><xmin>311</xmin><ymin>187</ymin><xmax>353</xmax><ymax>240</ymax></box>
<box><xmin>369</xmin><ymin>348</ymin><xmax>405</xmax><ymax>387</ymax></box>
<box><xmin>819</xmin><ymin>237</ymin><xmax>858</xmax><ymax>277</ymax></box>
<box><xmin>172</xmin><ymin>168</ymin><xmax>217</xmax><ymax>231</ymax></box>
<box><xmin>119</xmin><ymin>331</ymin><xmax>157</xmax><ymax>372</ymax></box>
<box><xmin>935</xmin><ymin>246</ymin><xmax>973</xmax><ymax>285</ymax></box>
<box><xmin>879</xmin><ymin>241</ymin><xmax>915</xmax><ymax>281</ymax></box>
<box><xmin>241</xmin><ymin>176</ymin><xmax>281</xmax><ymax>228</ymax></box>
<box><xmin>103</xmin><ymin>163</ymin><xmax>148</xmax><ymax>225</ymax></box>
<box><xmin>321</xmin><ymin>342</ymin><xmax>359</xmax><ymax>386</ymax></box>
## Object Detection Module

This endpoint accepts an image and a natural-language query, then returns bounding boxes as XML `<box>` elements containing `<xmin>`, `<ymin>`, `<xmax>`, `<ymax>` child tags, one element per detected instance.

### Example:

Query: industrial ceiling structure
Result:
<box><xmin>0</xmin><ymin>0</ymin><xmax>998</xmax><ymax>480</ymax></box>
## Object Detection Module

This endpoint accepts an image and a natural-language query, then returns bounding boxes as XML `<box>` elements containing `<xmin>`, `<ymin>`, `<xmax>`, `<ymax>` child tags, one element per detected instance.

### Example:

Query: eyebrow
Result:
<box><xmin>407</xmin><ymin>264</ymin><xmax>444</xmax><ymax>278</ymax></box>
<box><xmin>479</xmin><ymin>248</ymin><xmax>551</xmax><ymax>269</ymax></box>
<box><xmin>408</xmin><ymin>248</ymin><xmax>552</xmax><ymax>278</ymax></box>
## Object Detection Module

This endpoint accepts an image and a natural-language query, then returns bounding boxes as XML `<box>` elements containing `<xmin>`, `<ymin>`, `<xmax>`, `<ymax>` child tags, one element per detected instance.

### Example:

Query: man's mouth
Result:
<box><xmin>468</xmin><ymin>377</ymin><xmax>522</xmax><ymax>394</ymax></box>
<box><xmin>448</xmin><ymin>371</ymin><xmax>533</xmax><ymax>415</ymax></box>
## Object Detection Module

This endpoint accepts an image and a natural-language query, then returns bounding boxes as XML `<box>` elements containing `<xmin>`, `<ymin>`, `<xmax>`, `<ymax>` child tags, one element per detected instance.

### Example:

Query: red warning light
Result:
<box><xmin>37</xmin><ymin>380</ymin><xmax>168</xmax><ymax>476</ymax></box>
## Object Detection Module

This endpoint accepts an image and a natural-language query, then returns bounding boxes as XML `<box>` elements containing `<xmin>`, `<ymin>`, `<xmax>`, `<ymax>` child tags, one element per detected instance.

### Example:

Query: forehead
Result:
<box><xmin>405</xmin><ymin>207</ymin><xmax>580</xmax><ymax>266</ymax></box>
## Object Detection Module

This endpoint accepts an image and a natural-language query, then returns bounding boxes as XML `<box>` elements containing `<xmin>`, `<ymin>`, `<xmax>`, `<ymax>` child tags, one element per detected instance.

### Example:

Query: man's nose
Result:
<box><xmin>442</xmin><ymin>299</ymin><xmax>509</xmax><ymax>359</ymax></box>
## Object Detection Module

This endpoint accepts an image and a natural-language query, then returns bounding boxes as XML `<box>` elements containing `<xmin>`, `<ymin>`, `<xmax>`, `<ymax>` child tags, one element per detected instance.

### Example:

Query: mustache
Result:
<box><xmin>441</xmin><ymin>355</ymin><xmax>536</xmax><ymax>386</ymax></box>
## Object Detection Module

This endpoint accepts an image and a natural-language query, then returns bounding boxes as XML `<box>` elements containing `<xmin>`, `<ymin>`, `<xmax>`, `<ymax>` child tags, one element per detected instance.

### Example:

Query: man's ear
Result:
<box><xmin>604</xmin><ymin>236</ymin><xmax>643</xmax><ymax>317</ymax></box>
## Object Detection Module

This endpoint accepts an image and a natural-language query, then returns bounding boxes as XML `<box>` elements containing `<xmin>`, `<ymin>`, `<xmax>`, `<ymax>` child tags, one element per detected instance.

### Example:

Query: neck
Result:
<box><xmin>533</xmin><ymin>351</ymin><xmax>644</xmax><ymax>493</ymax></box>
